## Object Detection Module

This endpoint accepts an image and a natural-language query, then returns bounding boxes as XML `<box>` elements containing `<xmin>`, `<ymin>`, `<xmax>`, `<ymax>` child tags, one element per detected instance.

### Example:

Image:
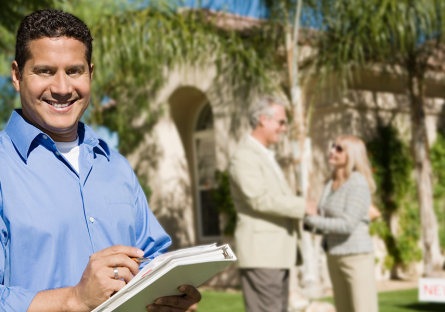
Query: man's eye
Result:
<box><xmin>37</xmin><ymin>69</ymin><xmax>52</xmax><ymax>75</ymax></box>
<box><xmin>67</xmin><ymin>69</ymin><xmax>82</xmax><ymax>75</ymax></box>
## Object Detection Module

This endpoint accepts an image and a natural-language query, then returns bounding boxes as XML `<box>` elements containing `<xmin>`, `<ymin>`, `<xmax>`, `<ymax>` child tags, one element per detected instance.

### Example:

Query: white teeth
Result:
<box><xmin>46</xmin><ymin>100</ymin><xmax>74</xmax><ymax>108</ymax></box>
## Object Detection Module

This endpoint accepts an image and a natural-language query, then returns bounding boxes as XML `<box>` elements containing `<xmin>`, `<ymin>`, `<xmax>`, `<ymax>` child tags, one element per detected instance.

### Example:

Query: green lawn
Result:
<box><xmin>196</xmin><ymin>288</ymin><xmax>445</xmax><ymax>312</ymax></box>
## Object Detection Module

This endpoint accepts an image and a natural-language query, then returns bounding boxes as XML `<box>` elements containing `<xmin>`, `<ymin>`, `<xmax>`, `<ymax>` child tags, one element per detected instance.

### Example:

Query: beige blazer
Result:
<box><xmin>229</xmin><ymin>137</ymin><xmax>305</xmax><ymax>269</ymax></box>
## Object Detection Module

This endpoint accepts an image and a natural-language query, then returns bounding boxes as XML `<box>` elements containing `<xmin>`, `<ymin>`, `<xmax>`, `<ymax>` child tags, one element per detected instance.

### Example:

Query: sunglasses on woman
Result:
<box><xmin>331</xmin><ymin>143</ymin><xmax>343</xmax><ymax>153</ymax></box>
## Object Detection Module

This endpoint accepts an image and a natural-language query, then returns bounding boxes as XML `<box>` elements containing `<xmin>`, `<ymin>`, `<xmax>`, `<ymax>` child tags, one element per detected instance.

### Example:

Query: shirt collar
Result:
<box><xmin>77</xmin><ymin>123</ymin><xmax>111</xmax><ymax>161</ymax></box>
<box><xmin>5</xmin><ymin>109</ymin><xmax>110</xmax><ymax>162</ymax></box>
<box><xmin>248</xmin><ymin>135</ymin><xmax>275</xmax><ymax>159</ymax></box>
<box><xmin>5</xmin><ymin>110</ymin><xmax>42</xmax><ymax>162</ymax></box>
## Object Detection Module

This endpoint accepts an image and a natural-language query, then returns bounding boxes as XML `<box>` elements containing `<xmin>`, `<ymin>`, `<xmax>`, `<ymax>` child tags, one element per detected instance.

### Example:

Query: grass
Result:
<box><xmin>196</xmin><ymin>288</ymin><xmax>445</xmax><ymax>312</ymax></box>
<box><xmin>197</xmin><ymin>290</ymin><xmax>246</xmax><ymax>312</ymax></box>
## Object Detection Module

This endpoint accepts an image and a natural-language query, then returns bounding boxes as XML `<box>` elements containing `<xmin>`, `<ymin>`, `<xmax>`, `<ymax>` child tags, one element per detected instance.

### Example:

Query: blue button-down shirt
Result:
<box><xmin>0</xmin><ymin>110</ymin><xmax>171</xmax><ymax>311</ymax></box>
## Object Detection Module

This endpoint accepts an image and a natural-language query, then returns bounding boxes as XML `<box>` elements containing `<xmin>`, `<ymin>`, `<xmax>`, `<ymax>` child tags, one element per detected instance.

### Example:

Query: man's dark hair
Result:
<box><xmin>15</xmin><ymin>9</ymin><xmax>93</xmax><ymax>76</ymax></box>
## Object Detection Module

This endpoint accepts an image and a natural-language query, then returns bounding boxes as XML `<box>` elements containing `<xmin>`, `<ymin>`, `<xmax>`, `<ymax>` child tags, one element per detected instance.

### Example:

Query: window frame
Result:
<box><xmin>192</xmin><ymin>103</ymin><xmax>221</xmax><ymax>241</ymax></box>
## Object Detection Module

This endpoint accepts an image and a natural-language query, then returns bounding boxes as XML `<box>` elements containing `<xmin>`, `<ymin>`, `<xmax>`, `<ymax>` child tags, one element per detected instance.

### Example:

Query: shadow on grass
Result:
<box><xmin>397</xmin><ymin>303</ymin><xmax>445</xmax><ymax>311</ymax></box>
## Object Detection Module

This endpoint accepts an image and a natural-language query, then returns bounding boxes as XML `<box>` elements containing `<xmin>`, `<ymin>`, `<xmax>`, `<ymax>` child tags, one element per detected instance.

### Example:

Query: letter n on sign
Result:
<box><xmin>419</xmin><ymin>278</ymin><xmax>445</xmax><ymax>302</ymax></box>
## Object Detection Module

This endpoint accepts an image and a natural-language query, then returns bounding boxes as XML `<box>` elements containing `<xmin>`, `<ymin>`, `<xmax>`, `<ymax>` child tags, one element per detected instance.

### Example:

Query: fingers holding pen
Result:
<box><xmin>92</xmin><ymin>245</ymin><xmax>143</xmax><ymax>264</ymax></box>
<box><xmin>73</xmin><ymin>245</ymin><xmax>145</xmax><ymax>309</ymax></box>
<box><xmin>109</xmin><ymin>266</ymin><xmax>134</xmax><ymax>284</ymax></box>
<box><xmin>100</xmin><ymin>253</ymin><xmax>140</xmax><ymax>277</ymax></box>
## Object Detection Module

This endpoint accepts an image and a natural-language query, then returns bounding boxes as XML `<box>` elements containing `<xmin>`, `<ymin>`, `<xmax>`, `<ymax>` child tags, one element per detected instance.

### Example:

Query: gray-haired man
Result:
<box><xmin>229</xmin><ymin>96</ymin><xmax>313</xmax><ymax>312</ymax></box>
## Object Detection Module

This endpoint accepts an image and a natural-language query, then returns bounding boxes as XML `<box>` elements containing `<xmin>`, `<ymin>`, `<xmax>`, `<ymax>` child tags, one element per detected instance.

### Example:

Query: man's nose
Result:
<box><xmin>50</xmin><ymin>72</ymin><xmax>73</xmax><ymax>99</ymax></box>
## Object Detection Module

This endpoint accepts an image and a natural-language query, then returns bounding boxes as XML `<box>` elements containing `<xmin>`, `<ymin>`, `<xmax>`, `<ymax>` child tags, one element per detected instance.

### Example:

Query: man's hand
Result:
<box><xmin>146</xmin><ymin>284</ymin><xmax>201</xmax><ymax>312</ymax></box>
<box><xmin>305</xmin><ymin>200</ymin><xmax>318</xmax><ymax>216</ymax></box>
<box><xmin>72</xmin><ymin>245</ymin><xmax>143</xmax><ymax>310</ymax></box>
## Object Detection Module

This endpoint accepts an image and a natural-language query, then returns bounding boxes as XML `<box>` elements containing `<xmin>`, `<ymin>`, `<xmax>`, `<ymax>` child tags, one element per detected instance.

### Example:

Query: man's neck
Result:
<box><xmin>20</xmin><ymin>109</ymin><xmax>78</xmax><ymax>142</ymax></box>
<box><xmin>250</xmin><ymin>130</ymin><xmax>269</xmax><ymax>148</ymax></box>
<box><xmin>50</xmin><ymin>131</ymin><xmax>78</xmax><ymax>143</ymax></box>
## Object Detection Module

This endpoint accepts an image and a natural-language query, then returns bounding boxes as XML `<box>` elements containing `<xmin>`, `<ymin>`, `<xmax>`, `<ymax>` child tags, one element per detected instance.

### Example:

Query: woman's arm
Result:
<box><xmin>304</xmin><ymin>175</ymin><xmax>370</xmax><ymax>235</ymax></box>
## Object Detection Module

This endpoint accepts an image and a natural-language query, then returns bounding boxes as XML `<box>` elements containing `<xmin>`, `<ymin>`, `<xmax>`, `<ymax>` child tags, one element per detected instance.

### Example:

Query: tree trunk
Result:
<box><xmin>285</xmin><ymin>0</ymin><xmax>306</xmax><ymax>165</ymax></box>
<box><xmin>284</xmin><ymin>0</ymin><xmax>324</xmax><ymax>307</ymax></box>
<box><xmin>408</xmin><ymin>74</ymin><xmax>441</xmax><ymax>276</ymax></box>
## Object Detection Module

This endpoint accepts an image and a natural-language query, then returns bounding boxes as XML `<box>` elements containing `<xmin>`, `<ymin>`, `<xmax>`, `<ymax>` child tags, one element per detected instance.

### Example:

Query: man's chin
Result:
<box><xmin>43</xmin><ymin>122</ymin><xmax>79</xmax><ymax>135</ymax></box>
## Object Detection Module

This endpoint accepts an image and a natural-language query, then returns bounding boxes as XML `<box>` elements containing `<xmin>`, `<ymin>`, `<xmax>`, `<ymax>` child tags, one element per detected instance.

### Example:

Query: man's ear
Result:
<box><xmin>258</xmin><ymin>114</ymin><xmax>266</xmax><ymax>127</ymax></box>
<box><xmin>89</xmin><ymin>63</ymin><xmax>94</xmax><ymax>79</ymax></box>
<box><xmin>11</xmin><ymin>61</ymin><xmax>21</xmax><ymax>92</ymax></box>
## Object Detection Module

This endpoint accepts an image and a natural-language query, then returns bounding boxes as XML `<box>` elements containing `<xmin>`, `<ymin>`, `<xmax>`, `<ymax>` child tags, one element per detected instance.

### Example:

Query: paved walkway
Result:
<box><xmin>376</xmin><ymin>279</ymin><xmax>418</xmax><ymax>293</ymax></box>
<box><xmin>317</xmin><ymin>279</ymin><xmax>420</xmax><ymax>298</ymax></box>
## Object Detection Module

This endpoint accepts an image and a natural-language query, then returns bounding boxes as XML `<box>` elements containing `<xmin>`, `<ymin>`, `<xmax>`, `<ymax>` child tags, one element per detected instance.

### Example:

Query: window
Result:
<box><xmin>193</xmin><ymin>103</ymin><xmax>220</xmax><ymax>238</ymax></box>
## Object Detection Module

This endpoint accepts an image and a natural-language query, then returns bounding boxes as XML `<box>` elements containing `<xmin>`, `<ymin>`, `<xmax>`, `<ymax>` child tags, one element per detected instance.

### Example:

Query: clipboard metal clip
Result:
<box><xmin>222</xmin><ymin>245</ymin><xmax>231</xmax><ymax>259</ymax></box>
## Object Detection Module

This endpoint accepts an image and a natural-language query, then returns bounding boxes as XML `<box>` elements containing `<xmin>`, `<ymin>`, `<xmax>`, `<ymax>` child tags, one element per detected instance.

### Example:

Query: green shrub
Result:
<box><xmin>213</xmin><ymin>170</ymin><xmax>237</xmax><ymax>236</ymax></box>
<box><xmin>430</xmin><ymin>132</ymin><xmax>445</xmax><ymax>251</ymax></box>
<box><xmin>367</xmin><ymin>123</ymin><xmax>422</xmax><ymax>269</ymax></box>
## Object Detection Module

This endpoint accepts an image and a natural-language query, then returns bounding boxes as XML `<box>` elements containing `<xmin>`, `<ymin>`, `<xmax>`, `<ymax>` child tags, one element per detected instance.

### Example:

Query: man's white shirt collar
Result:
<box><xmin>248</xmin><ymin>135</ymin><xmax>276</xmax><ymax>158</ymax></box>
<box><xmin>248</xmin><ymin>135</ymin><xmax>284</xmax><ymax>180</ymax></box>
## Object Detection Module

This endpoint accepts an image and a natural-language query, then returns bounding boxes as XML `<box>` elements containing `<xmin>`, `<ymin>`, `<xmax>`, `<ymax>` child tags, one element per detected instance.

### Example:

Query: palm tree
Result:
<box><xmin>305</xmin><ymin>0</ymin><xmax>445</xmax><ymax>276</ymax></box>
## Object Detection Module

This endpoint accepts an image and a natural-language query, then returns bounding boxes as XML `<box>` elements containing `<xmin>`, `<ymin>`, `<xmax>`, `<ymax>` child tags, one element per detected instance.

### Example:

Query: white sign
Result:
<box><xmin>419</xmin><ymin>278</ymin><xmax>445</xmax><ymax>302</ymax></box>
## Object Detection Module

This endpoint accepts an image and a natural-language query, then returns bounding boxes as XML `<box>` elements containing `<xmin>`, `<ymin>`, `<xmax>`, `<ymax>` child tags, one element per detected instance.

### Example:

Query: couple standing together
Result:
<box><xmin>229</xmin><ymin>96</ymin><xmax>378</xmax><ymax>312</ymax></box>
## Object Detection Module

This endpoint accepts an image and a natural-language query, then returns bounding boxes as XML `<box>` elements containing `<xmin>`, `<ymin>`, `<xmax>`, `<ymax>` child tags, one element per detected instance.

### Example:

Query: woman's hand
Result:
<box><xmin>368</xmin><ymin>204</ymin><xmax>381</xmax><ymax>221</ymax></box>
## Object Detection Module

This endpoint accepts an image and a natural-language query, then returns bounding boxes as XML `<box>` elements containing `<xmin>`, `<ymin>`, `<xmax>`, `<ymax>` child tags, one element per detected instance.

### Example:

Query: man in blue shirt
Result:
<box><xmin>2</xmin><ymin>9</ymin><xmax>200</xmax><ymax>311</ymax></box>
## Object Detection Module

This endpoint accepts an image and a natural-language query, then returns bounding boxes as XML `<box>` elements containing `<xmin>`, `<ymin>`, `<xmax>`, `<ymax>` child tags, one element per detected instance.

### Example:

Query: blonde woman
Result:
<box><xmin>304</xmin><ymin>135</ymin><xmax>378</xmax><ymax>312</ymax></box>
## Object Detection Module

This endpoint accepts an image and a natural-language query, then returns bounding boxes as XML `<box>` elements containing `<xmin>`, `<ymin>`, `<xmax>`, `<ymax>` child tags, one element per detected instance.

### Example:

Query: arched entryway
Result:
<box><xmin>169</xmin><ymin>87</ymin><xmax>220</xmax><ymax>243</ymax></box>
<box><xmin>193</xmin><ymin>103</ymin><xmax>220</xmax><ymax>239</ymax></box>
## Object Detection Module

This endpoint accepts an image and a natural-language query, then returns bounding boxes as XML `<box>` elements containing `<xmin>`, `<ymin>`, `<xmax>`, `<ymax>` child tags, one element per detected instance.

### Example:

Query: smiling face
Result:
<box><xmin>11</xmin><ymin>36</ymin><xmax>94</xmax><ymax>142</ymax></box>
<box><xmin>259</xmin><ymin>104</ymin><xmax>287</xmax><ymax>146</ymax></box>
<box><xmin>328</xmin><ymin>139</ymin><xmax>348</xmax><ymax>168</ymax></box>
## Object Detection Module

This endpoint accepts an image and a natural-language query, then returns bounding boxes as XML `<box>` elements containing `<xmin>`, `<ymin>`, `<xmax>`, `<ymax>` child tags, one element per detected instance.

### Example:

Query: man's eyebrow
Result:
<box><xmin>31</xmin><ymin>65</ymin><xmax>57</xmax><ymax>71</ymax></box>
<box><xmin>31</xmin><ymin>64</ymin><xmax>87</xmax><ymax>71</ymax></box>
<box><xmin>67</xmin><ymin>64</ymin><xmax>87</xmax><ymax>71</ymax></box>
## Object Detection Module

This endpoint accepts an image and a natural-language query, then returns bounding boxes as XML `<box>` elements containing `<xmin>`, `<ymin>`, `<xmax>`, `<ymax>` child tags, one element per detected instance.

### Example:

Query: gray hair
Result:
<box><xmin>248</xmin><ymin>95</ymin><xmax>286</xmax><ymax>129</ymax></box>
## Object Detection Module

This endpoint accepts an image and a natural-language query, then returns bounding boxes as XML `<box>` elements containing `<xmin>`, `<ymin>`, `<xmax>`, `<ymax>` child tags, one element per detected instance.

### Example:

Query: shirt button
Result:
<box><xmin>55</xmin><ymin>151</ymin><xmax>60</xmax><ymax>156</ymax></box>
<box><xmin>90</xmin><ymin>217</ymin><xmax>95</xmax><ymax>223</ymax></box>
<box><xmin>42</xmin><ymin>135</ymin><xmax>48</xmax><ymax>140</ymax></box>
